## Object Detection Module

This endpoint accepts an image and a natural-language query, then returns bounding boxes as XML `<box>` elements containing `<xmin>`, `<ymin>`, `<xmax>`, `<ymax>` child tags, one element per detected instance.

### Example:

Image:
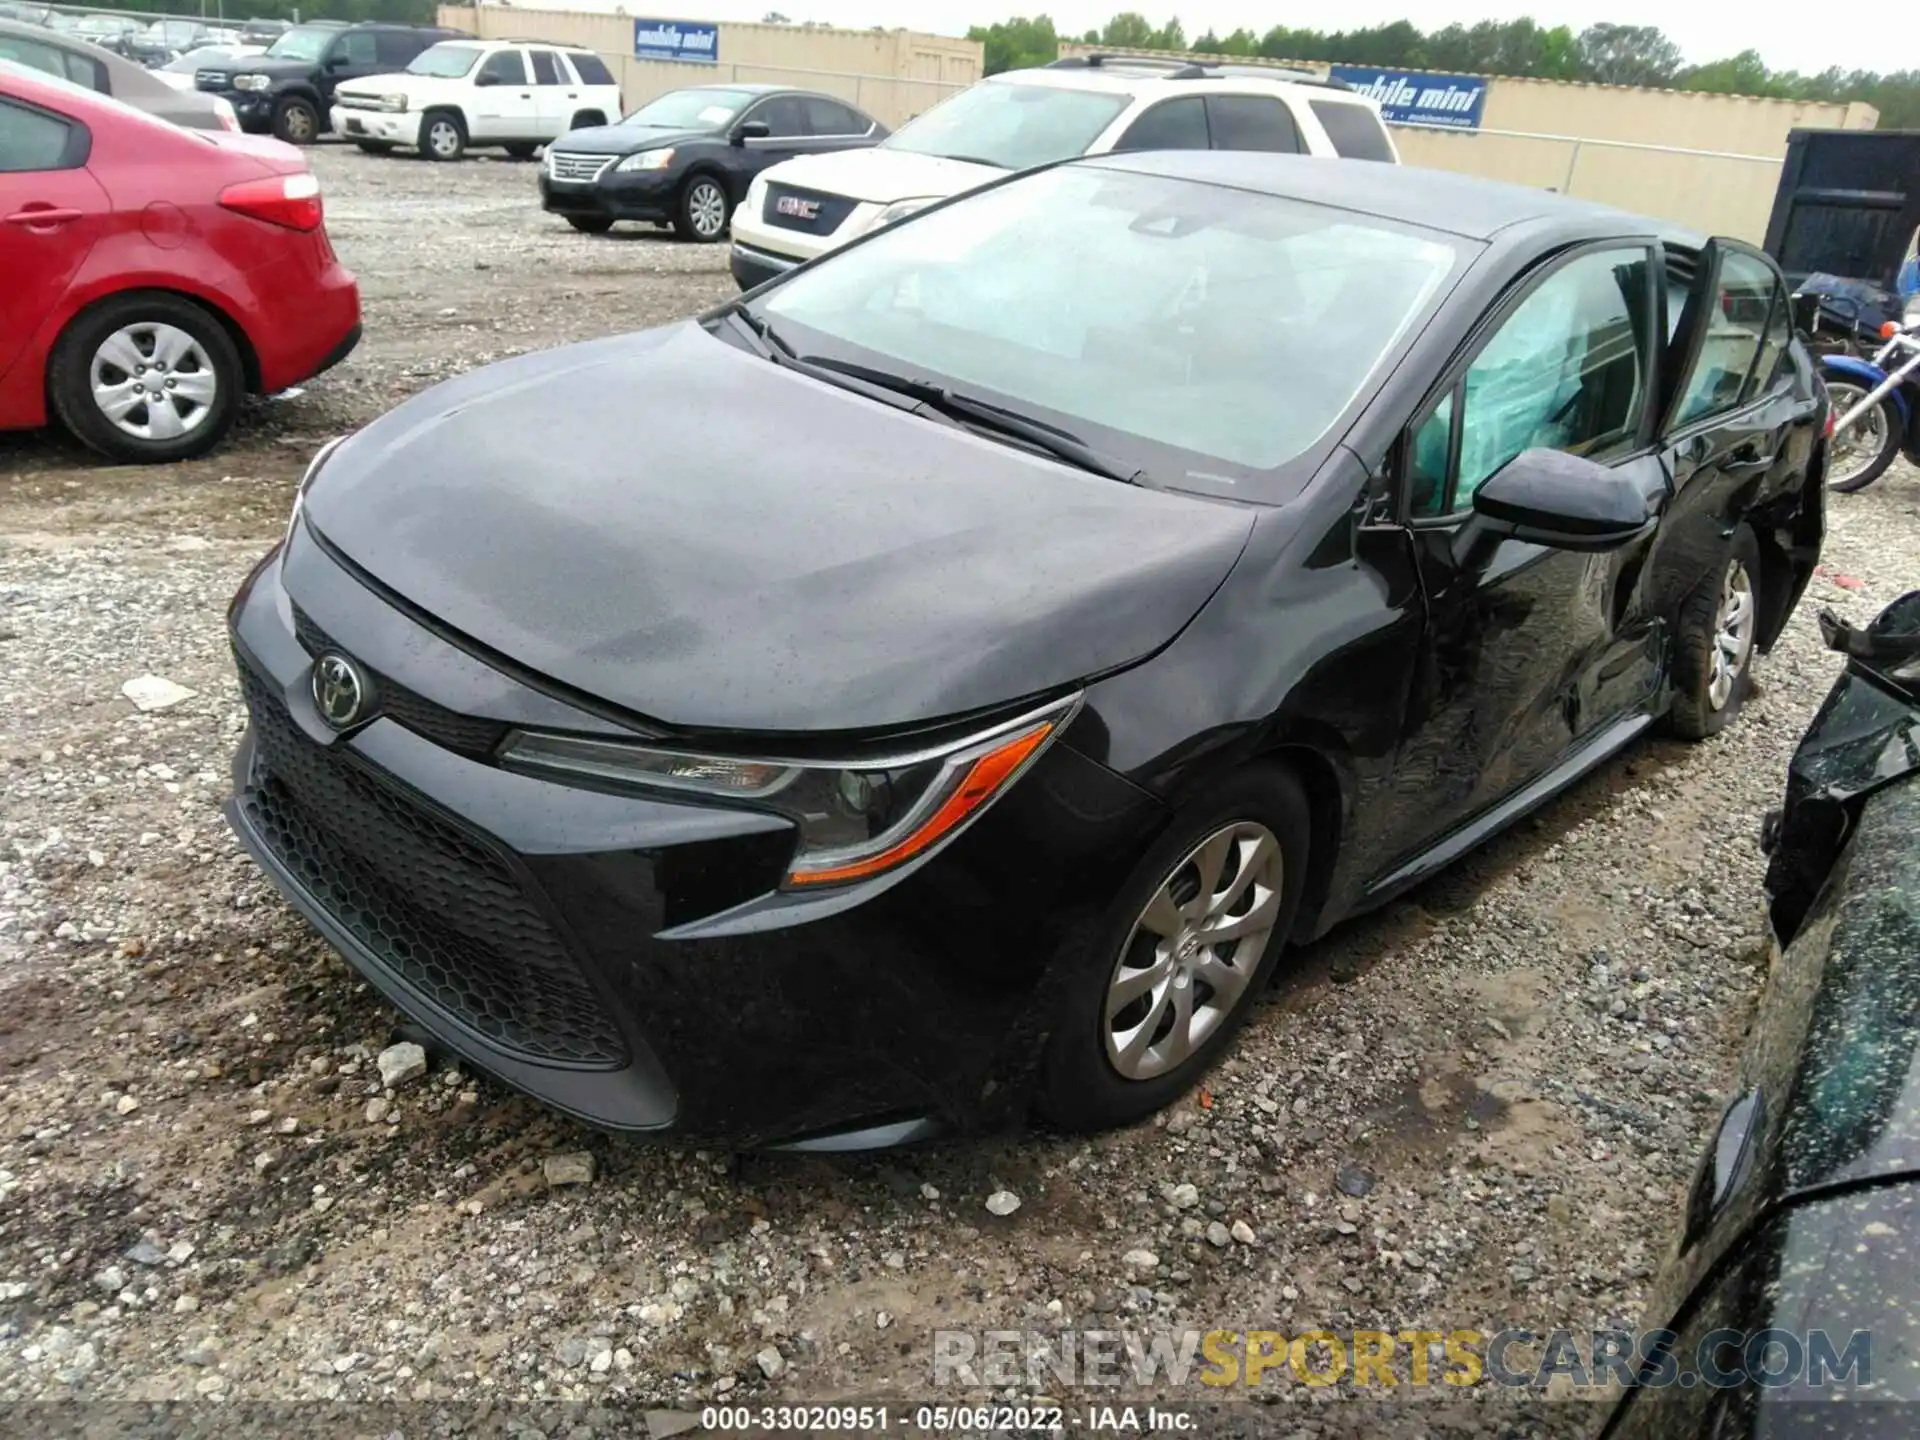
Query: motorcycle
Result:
<box><xmin>1798</xmin><ymin>284</ymin><xmax>1920</xmax><ymax>492</ymax></box>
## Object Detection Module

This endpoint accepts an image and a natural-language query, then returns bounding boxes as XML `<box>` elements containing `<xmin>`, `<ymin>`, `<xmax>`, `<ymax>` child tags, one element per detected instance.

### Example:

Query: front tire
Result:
<box><xmin>271</xmin><ymin>96</ymin><xmax>319</xmax><ymax>145</ymax></box>
<box><xmin>565</xmin><ymin>215</ymin><xmax>614</xmax><ymax>234</ymax></box>
<box><xmin>1036</xmin><ymin>765</ymin><xmax>1310</xmax><ymax>1133</ymax></box>
<box><xmin>1823</xmin><ymin>378</ymin><xmax>1902</xmax><ymax>492</ymax></box>
<box><xmin>421</xmin><ymin>110</ymin><xmax>466</xmax><ymax>162</ymax></box>
<box><xmin>1667</xmin><ymin>526</ymin><xmax>1763</xmax><ymax>740</ymax></box>
<box><xmin>48</xmin><ymin>292</ymin><xmax>244</xmax><ymax>464</ymax></box>
<box><xmin>673</xmin><ymin>175</ymin><xmax>730</xmax><ymax>242</ymax></box>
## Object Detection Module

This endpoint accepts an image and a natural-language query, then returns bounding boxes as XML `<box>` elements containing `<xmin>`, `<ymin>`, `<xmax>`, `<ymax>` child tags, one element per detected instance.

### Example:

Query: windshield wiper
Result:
<box><xmin>716</xmin><ymin>311</ymin><xmax>969</xmax><ymax>423</ymax></box>
<box><xmin>935</xmin><ymin>153</ymin><xmax>1009</xmax><ymax>169</ymax></box>
<box><xmin>721</xmin><ymin>305</ymin><xmax>796</xmax><ymax>360</ymax></box>
<box><xmin>795</xmin><ymin>356</ymin><xmax>1144</xmax><ymax>485</ymax></box>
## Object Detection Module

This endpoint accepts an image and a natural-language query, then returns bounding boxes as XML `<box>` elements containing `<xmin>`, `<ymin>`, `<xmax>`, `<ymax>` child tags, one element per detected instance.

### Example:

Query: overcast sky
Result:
<box><xmin>593</xmin><ymin>1</ymin><xmax>1903</xmax><ymax>75</ymax></box>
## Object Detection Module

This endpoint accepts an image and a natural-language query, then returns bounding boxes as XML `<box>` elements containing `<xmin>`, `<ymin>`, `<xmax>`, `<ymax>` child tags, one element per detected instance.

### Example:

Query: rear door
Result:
<box><xmin>0</xmin><ymin>93</ymin><xmax>109</xmax><ymax>390</ymax></box>
<box><xmin>527</xmin><ymin>48</ymin><xmax>572</xmax><ymax>139</ymax></box>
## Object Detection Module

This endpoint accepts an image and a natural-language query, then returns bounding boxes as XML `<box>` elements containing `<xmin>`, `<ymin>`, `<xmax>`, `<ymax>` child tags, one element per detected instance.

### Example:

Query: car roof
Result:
<box><xmin>1079</xmin><ymin>149</ymin><xmax>1684</xmax><ymax>244</ymax></box>
<box><xmin>993</xmin><ymin>61</ymin><xmax>1376</xmax><ymax>105</ymax></box>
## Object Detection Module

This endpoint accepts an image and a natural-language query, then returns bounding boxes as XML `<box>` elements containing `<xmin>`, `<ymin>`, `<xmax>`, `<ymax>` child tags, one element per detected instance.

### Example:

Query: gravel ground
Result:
<box><xmin>2</xmin><ymin>149</ymin><xmax>1919</xmax><ymax>1433</ymax></box>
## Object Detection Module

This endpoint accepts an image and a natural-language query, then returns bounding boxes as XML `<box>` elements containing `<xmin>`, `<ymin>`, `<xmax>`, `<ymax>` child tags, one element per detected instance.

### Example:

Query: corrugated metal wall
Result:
<box><xmin>1056</xmin><ymin>42</ymin><xmax>1877</xmax><ymax>240</ymax></box>
<box><xmin>437</xmin><ymin>8</ymin><xmax>980</xmax><ymax>129</ymax></box>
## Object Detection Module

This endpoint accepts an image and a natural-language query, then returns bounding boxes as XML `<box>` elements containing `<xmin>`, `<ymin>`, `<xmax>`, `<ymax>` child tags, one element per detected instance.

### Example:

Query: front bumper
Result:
<box><xmin>223</xmin><ymin>533</ymin><xmax>1160</xmax><ymax>1145</ymax></box>
<box><xmin>330</xmin><ymin>106</ymin><xmax>424</xmax><ymax>147</ymax></box>
<box><xmin>729</xmin><ymin>241</ymin><xmax>799</xmax><ymax>292</ymax></box>
<box><xmin>539</xmin><ymin>168</ymin><xmax>676</xmax><ymax>223</ymax></box>
<box><xmin>223</xmin><ymin>91</ymin><xmax>276</xmax><ymax>133</ymax></box>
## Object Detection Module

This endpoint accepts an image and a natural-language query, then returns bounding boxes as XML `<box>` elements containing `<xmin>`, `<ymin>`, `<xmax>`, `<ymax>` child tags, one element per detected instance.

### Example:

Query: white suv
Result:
<box><xmin>730</xmin><ymin>54</ymin><xmax>1398</xmax><ymax>289</ymax></box>
<box><xmin>331</xmin><ymin>38</ymin><xmax>622</xmax><ymax>162</ymax></box>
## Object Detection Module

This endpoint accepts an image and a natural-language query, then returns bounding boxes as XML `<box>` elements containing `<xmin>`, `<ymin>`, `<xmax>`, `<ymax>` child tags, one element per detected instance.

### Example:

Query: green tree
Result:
<box><xmin>1678</xmin><ymin>49</ymin><xmax>1780</xmax><ymax>97</ymax></box>
<box><xmin>966</xmin><ymin>14</ymin><xmax>1060</xmax><ymax>75</ymax></box>
<box><xmin>1576</xmin><ymin>23</ymin><xmax>1684</xmax><ymax>86</ymax></box>
<box><xmin>1100</xmin><ymin>12</ymin><xmax>1159</xmax><ymax>48</ymax></box>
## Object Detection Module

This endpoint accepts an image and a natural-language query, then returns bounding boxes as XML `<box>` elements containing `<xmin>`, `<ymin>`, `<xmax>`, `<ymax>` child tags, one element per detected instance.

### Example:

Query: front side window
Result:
<box><xmin>1412</xmin><ymin>246</ymin><xmax>1651</xmax><ymax>516</ymax></box>
<box><xmin>759</xmin><ymin>165</ymin><xmax>1461</xmax><ymax>495</ymax></box>
<box><xmin>884</xmin><ymin>79</ymin><xmax>1130</xmax><ymax>171</ymax></box>
<box><xmin>407</xmin><ymin>44</ymin><xmax>480</xmax><ymax>79</ymax></box>
<box><xmin>0</xmin><ymin>33</ymin><xmax>93</xmax><ymax>90</ymax></box>
<box><xmin>0</xmin><ymin>96</ymin><xmax>75</xmax><ymax>173</ymax></box>
<box><xmin>333</xmin><ymin>32</ymin><xmax>378</xmax><ymax>69</ymax></box>
<box><xmin>1670</xmin><ymin>251</ymin><xmax>1785</xmax><ymax>429</ymax></box>
<box><xmin>477</xmin><ymin>50</ymin><xmax>526</xmax><ymax>86</ymax></box>
<box><xmin>1206</xmin><ymin>95</ymin><xmax>1303</xmax><ymax>154</ymax></box>
<box><xmin>265</xmin><ymin>27</ymin><xmax>336</xmax><ymax>63</ymax></box>
<box><xmin>1114</xmin><ymin>97</ymin><xmax>1208</xmax><ymax>152</ymax></box>
<box><xmin>751</xmin><ymin>94</ymin><xmax>808</xmax><ymax>138</ymax></box>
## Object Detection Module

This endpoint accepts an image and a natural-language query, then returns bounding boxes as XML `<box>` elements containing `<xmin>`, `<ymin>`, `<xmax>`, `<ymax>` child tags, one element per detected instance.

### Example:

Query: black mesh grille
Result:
<box><xmin>762</xmin><ymin>183</ymin><xmax>858</xmax><ymax>236</ymax></box>
<box><xmin>237</xmin><ymin>659</ymin><xmax>628</xmax><ymax>1069</ymax></box>
<box><xmin>291</xmin><ymin>607</ymin><xmax>510</xmax><ymax>759</ymax></box>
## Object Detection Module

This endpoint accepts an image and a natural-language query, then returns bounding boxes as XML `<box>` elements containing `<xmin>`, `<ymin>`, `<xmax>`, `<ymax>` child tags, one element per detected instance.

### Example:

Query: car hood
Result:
<box><xmin>549</xmin><ymin>122</ymin><xmax>710</xmax><ymax>155</ymax></box>
<box><xmin>758</xmin><ymin>146</ymin><xmax>1005</xmax><ymax>204</ymax></box>
<box><xmin>302</xmin><ymin>323</ymin><xmax>1255</xmax><ymax>735</ymax></box>
<box><xmin>202</xmin><ymin>56</ymin><xmax>310</xmax><ymax>81</ymax></box>
<box><xmin>336</xmin><ymin>72</ymin><xmax>462</xmax><ymax>101</ymax></box>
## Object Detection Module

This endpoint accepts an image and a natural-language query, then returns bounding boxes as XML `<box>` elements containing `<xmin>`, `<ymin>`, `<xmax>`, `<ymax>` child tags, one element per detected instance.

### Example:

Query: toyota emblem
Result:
<box><xmin>311</xmin><ymin>653</ymin><xmax>368</xmax><ymax>729</ymax></box>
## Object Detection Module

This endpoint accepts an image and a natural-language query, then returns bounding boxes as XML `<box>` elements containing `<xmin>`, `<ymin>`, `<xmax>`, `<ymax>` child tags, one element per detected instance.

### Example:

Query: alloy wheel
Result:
<box><xmin>427</xmin><ymin>120</ymin><xmax>460</xmax><ymax>159</ymax></box>
<box><xmin>1824</xmin><ymin>381</ymin><xmax>1886</xmax><ymax>489</ymax></box>
<box><xmin>1708</xmin><ymin>557</ymin><xmax>1756</xmax><ymax>711</ymax></box>
<box><xmin>281</xmin><ymin>104</ymin><xmax>315</xmax><ymax>142</ymax></box>
<box><xmin>89</xmin><ymin>323</ymin><xmax>218</xmax><ymax>443</ymax></box>
<box><xmin>688</xmin><ymin>180</ymin><xmax>726</xmax><ymax>239</ymax></box>
<box><xmin>1102</xmin><ymin>821</ymin><xmax>1283</xmax><ymax>1081</ymax></box>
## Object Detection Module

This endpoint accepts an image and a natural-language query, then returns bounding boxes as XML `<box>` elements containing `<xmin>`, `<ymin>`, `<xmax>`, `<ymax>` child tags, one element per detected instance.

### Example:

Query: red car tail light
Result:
<box><xmin>219</xmin><ymin>172</ymin><xmax>323</xmax><ymax>232</ymax></box>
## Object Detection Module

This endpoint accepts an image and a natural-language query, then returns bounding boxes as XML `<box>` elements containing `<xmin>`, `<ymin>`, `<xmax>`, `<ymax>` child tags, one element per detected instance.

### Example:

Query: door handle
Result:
<box><xmin>1724</xmin><ymin>448</ymin><xmax>1779</xmax><ymax>476</ymax></box>
<box><xmin>5</xmin><ymin>206</ymin><xmax>82</xmax><ymax>227</ymax></box>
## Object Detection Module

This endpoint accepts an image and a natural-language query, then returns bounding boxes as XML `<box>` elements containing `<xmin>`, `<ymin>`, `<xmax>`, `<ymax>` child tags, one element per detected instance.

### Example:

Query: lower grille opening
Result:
<box><xmin>238</xmin><ymin>661</ymin><xmax>628</xmax><ymax>1069</ymax></box>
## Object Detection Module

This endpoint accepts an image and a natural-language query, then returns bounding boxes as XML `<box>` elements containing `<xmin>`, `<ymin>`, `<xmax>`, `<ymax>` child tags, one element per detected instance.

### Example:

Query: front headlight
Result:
<box><xmin>500</xmin><ymin>694</ymin><xmax>1079</xmax><ymax>889</ymax></box>
<box><xmin>615</xmin><ymin>147</ymin><xmax>675</xmax><ymax>172</ymax></box>
<box><xmin>380</xmin><ymin>93</ymin><xmax>409</xmax><ymax>113</ymax></box>
<box><xmin>232</xmin><ymin>73</ymin><xmax>270</xmax><ymax>92</ymax></box>
<box><xmin>872</xmin><ymin>196</ymin><xmax>937</xmax><ymax>229</ymax></box>
<box><xmin>286</xmin><ymin>435</ymin><xmax>347</xmax><ymax>551</ymax></box>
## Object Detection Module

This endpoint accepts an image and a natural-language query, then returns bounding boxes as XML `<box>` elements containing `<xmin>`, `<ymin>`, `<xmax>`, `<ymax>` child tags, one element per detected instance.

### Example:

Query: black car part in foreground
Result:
<box><xmin>539</xmin><ymin>84</ymin><xmax>884</xmax><ymax>241</ymax></box>
<box><xmin>1603</xmin><ymin>592</ymin><xmax>1920</xmax><ymax>1436</ymax></box>
<box><xmin>227</xmin><ymin>154</ymin><xmax>1826</xmax><ymax>1149</ymax></box>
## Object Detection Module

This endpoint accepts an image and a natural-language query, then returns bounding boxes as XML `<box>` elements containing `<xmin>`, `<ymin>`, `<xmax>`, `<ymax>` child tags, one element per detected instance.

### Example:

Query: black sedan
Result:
<box><xmin>539</xmin><ymin>84</ymin><xmax>886</xmax><ymax>241</ymax></box>
<box><xmin>226</xmin><ymin>153</ymin><xmax>1827</xmax><ymax>1149</ymax></box>
<box><xmin>1602</xmin><ymin>592</ymin><xmax>1920</xmax><ymax>1435</ymax></box>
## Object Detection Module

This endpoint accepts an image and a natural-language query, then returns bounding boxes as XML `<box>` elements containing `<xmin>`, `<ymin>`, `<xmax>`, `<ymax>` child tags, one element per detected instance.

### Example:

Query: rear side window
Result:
<box><xmin>754</xmin><ymin>94</ymin><xmax>808</xmax><ymax>137</ymax></box>
<box><xmin>0</xmin><ymin>97</ymin><xmax>79</xmax><ymax>173</ymax></box>
<box><xmin>1206</xmin><ymin>95</ymin><xmax>1303</xmax><ymax>154</ymax></box>
<box><xmin>1671</xmin><ymin>251</ymin><xmax>1781</xmax><ymax>429</ymax></box>
<box><xmin>1311</xmin><ymin>99</ymin><xmax>1393</xmax><ymax>162</ymax></box>
<box><xmin>568</xmin><ymin>51</ymin><xmax>615</xmax><ymax>86</ymax></box>
<box><xmin>1114</xmin><ymin>97</ymin><xmax>1208</xmax><ymax>151</ymax></box>
<box><xmin>0</xmin><ymin>33</ymin><xmax>101</xmax><ymax>91</ymax></box>
<box><xmin>803</xmin><ymin>96</ymin><xmax>866</xmax><ymax>135</ymax></box>
<box><xmin>530</xmin><ymin>50</ymin><xmax>562</xmax><ymax>85</ymax></box>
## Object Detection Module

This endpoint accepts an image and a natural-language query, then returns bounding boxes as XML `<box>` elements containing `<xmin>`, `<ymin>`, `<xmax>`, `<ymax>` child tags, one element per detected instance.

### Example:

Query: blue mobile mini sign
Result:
<box><xmin>633</xmin><ymin>18</ymin><xmax>720</xmax><ymax>64</ymax></box>
<box><xmin>1328</xmin><ymin>66</ymin><xmax>1487</xmax><ymax>131</ymax></box>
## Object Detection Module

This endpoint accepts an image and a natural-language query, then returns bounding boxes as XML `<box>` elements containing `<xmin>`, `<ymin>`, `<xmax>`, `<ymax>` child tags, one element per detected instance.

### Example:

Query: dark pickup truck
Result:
<box><xmin>192</xmin><ymin>20</ymin><xmax>465</xmax><ymax>143</ymax></box>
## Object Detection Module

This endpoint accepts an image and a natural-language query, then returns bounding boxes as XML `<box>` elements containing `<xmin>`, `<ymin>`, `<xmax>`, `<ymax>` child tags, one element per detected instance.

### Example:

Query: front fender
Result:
<box><xmin>1820</xmin><ymin>353</ymin><xmax>1909</xmax><ymax>427</ymax></box>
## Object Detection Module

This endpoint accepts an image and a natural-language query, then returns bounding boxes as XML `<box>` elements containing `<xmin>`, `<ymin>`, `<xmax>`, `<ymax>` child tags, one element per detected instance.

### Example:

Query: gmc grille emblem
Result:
<box><xmin>775</xmin><ymin>196</ymin><xmax>821</xmax><ymax>220</ymax></box>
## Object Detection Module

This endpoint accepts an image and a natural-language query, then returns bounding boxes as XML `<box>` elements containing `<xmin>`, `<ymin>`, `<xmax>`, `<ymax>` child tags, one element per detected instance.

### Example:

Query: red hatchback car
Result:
<box><xmin>0</xmin><ymin>65</ymin><xmax>359</xmax><ymax>463</ymax></box>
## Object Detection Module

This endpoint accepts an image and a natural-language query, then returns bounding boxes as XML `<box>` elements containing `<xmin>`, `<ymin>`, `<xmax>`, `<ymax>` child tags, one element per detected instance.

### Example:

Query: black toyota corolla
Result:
<box><xmin>227</xmin><ymin>153</ymin><xmax>1826</xmax><ymax>1149</ymax></box>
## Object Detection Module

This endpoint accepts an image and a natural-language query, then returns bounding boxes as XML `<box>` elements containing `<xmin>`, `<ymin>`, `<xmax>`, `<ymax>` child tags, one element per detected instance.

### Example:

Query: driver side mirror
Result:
<box><xmin>731</xmin><ymin>119</ymin><xmax>771</xmax><ymax>146</ymax></box>
<box><xmin>324</xmin><ymin>53</ymin><xmax>348</xmax><ymax>71</ymax></box>
<box><xmin>1450</xmin><ymin>448</ymin><xmax>1656</xmax><ymax>570</ymax></box>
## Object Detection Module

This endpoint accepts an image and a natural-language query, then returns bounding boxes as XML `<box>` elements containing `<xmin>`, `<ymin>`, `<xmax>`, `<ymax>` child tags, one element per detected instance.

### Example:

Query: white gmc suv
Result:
<box><xmin>729</xmin><ymin>54</ymin><xmax>1398</xmax><ymax>290</ymax></box>
<box><xmin>331</xmin><ymin>38</ymin><xmax>622</xmax><ymax>162</ymax></box>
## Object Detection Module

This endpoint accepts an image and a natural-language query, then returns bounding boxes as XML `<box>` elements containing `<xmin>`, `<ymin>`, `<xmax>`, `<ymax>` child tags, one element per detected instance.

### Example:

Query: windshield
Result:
<box><xmin>408</xmin><ymin>43</ymin><xmax>481</xmax><ymax>78</ymax></box>
<box><xmin>621</xmin><ymin>87</ymin><xmax>755</xmax><ymax>130</ymax></box>
<box><xmin>885</xmin><ymin>80</ymin><xmax>1130</xmax><ymax>170</ymax></box>
<box><xmin>757</xmin><ymin>166</ymin><xmax>1461</xmax><ymax>495</ymax></box>
<box><xmin>265</xmin><ymin>27</ymin><xmax>335</xmax><ymax>63</ymax></box>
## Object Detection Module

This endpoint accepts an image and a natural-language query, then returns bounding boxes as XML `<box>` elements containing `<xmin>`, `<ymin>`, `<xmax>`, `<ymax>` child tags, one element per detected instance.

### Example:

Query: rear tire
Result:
<box><xmin>271</xmin><ymin>96</ymin><xmax>319</xmax><ymax>145</ymax></box>
<box><xmin>504</xmin><ymin>142</ymin><xmax>537</xmax><ymax>159</ymax></box>
<box><xmin>565</xmin><ymin>215</ymin><xmax>614</xmax><ymax>234</ymax></box>
<box><xmin>421</xmin><ymin>110</ymin><xmax>466</xmax><ymax>162</ymax></box>
<box><xmin>1823</xmin><ymin>378</ymin><xmax>1902</xmax><ymax>492</ymax></box>
<box><xmin>48</xmin><ymin>292</ymin><xmax>244</xmax><ymax>464</ymax></box>
<box><xmin>1035</xmin><ymin>765</ymin><xmax>1310</xmax><ymax>1133</ymax></box>
<box><xmin>1667</xmin><ymin>526</ymin><xmax>1763</xmax><ymax>741</ymax></box>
